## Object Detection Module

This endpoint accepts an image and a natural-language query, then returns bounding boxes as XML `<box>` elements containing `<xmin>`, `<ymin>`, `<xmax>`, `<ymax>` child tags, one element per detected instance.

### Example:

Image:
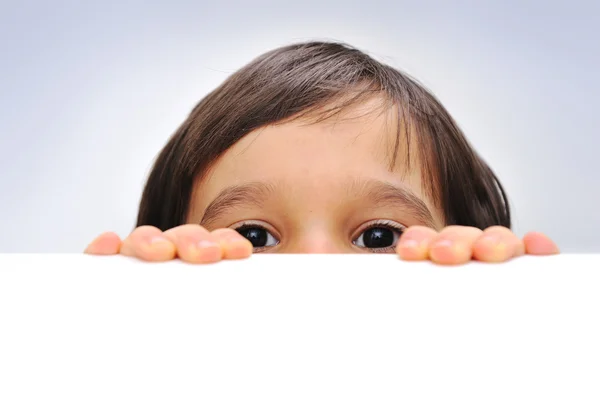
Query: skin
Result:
<box><xmin>85</xmin><ymin>98</ymin><xmax>559</xmax><ymax>264</ymax></box>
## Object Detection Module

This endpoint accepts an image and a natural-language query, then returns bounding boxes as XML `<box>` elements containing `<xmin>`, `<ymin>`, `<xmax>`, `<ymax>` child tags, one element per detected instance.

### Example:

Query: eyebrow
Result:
<box><xmin>199</xmin><ymin>178</ymin><xmax>436</xmax><ymax>228</ymax></box>
<box><xmin>200</xmin><ymin>182</ymin><xmax>276</xmax><ymax>228</ymax></box>
<box><xmin>348</xmin><ymin>178</ymin><xmax>436</xmax><ymax>227</ymax></box>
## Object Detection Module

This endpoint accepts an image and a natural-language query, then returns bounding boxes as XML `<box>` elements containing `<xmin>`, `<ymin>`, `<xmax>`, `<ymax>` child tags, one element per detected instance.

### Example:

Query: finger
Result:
<box><xmin>84</xmin><ymin>232</ymin><xmax>122</xmax><ymax>255</ymax></box>
<box><xmin>523</xmin><ymin>232</ymin><xmax>560</xmax><ymax>255</ymax></box>
<box><xmin>429</xmin><ymin>225</ymin><xmax>483</xmax><ymax>265</ymax></box>
<box><xmin>396</xmin><ymin>226</ymin><xmax>439</xmax><ymax>261</ymax></box>
<box><xmin>211</xmin><ymin>228</ymin><xmax>253</xmax><ymax>260</ymax></box>
<box><xmin>121</xmin><ymin>225</ymin><xmax>176</xmax><ymax>262</ymax></box>
<box><xmin>472</xmin><ymin>226</ymin><xmax>525</xmax><ymax>262</ymax></box>
<box><xmin>163</xmin><ymin>224</ymin><xmax>223</xmax><ymax>264</ymax></box>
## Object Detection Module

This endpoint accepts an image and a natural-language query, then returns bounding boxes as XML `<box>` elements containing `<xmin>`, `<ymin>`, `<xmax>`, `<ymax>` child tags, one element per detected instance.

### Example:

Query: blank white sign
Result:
<box><xmin>1</xmin><ymin>254</ymin><xmax>599</xmax><ymax>413</ymax></box>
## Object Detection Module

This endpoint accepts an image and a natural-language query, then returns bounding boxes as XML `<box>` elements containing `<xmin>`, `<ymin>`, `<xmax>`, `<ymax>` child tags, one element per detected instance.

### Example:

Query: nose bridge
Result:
<box><xmin>285</xmin><ymin>225</ymin><xmax>349</xmax><ymax>254</ymax></box>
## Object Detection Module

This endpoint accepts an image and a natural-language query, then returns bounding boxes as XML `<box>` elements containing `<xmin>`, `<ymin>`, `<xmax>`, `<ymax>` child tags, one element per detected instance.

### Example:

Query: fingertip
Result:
<box><xmin>523</xmin><ymin>232</ymin><xmax>560</xmax><ymax>255</ymax></box>
<box><xmin>472</xmin><ymin>235</ymin><xmax>512</xmax><ymax>263</ymax></box>
<box><xmin>84</xmin><ymin>232</ymin><xmax>122</xmax><ymax>255</ymax></box>
<box><xmin>429</xmin><ymin>239</ymin><xmax>472</xmax><ymax>265</ymax></box>
<box><xmin>396</xmin><ymin>239</ymin><xmax>428</xmax><ymax>261</ymax></box>
<box><xmin>125</xmin><ymin>226</ymin><xmax>177</xmax><ymax>262</ymax></box>
<box><xmin>139</xmin><ymin>236</ymin><xmax>178</xmax><ymax>261</ymax></box>
<box><xmin>427</xmin><ymin>226</ymin><xmax>483</xmax><ymax>265</ymax></box>
<box><xmin>223</xmin><ymin>239</ymin><xmax>254</xmax><ymax>260</ymax></box>
<box><xmin>211</xmin><ymin>228</ymin><xmax>254</xmax><ymax>260</ymax></box>
<box><xmin>162</xmin><ymin>224</ymin><xmax>225</xmax><ymax>263</ymax></box>
<box><xmin>396</xmin><ymin>226</ymin><xmax>438</xmax><ymax>261</ymax></box>
<box><xmin>189</xmin><ymin>239</ymin><xmax>223</xmax><ymax>263</ymax></box>
<box><xmin>472</xmin><ymin>229</ymin><xmax>524</xmax><ymax>263</ymax></box>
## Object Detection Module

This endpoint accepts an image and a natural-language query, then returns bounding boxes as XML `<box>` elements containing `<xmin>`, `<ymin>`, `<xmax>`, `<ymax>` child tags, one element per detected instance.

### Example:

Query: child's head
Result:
<box><xmin>136</xmin><ymin>41</ymin><xmax>510</xmax><ymax>253</ymax></box>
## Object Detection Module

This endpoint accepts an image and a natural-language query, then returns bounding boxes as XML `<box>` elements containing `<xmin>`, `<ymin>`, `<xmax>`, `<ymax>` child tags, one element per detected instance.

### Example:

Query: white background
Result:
<box><xmin>0</xmin><ymin>0</ymin><xmax>598</xmax><ymax>252</ymax></box>
<box><xmin>1</xmin><ymin>254</ymin><xmax>599</xmax><ymax>413</ymax></box>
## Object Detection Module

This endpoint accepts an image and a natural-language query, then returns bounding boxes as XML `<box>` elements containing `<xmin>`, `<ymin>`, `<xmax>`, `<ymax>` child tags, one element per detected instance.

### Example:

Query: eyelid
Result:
<box><xmin>229</xmin><ymin>220</ymin><xmax>282</xmax><ymax>240</ymax></box>
<box><xmin>352</xmin><ymin>219</ymin><xmax>406</xmax><ymax>240</ymax></box>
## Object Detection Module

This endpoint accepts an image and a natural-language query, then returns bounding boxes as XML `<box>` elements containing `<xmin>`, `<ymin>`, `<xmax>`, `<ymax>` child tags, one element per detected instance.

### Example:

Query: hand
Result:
<box><xmin>396</xmin><ymin>225</ymin><xmax>559</xmax><ymax>265</ymax></box>
<box><xmin>84</xmin><ymin>224</ymin><xmax>253</xmax><ymax>263</ymax></box>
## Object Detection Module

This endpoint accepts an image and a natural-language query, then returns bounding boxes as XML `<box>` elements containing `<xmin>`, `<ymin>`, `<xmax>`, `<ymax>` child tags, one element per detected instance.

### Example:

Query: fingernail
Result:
<box><xmin>479</xmin><ymin>234</ymin><xmax>501</xmax><ymax>245</ymax></box>
<box><xmin>480</xmin><ymin>238</ymin><xmax>508</xmax><ymax>261</ymax></box>
<box><xmin>398</xmin><ymin>239</ymin><xmax>419</xmax><ymax>248</ymax></box>
<box><xmin>224</xmin><ymin>234</ymin><xmax>244</xmax><ymax>243</ymax></box>
<box><xmin>196</xmin><ymin>239</ymin><xmax>222</xmax><ymax>262</ymax></box>
<box><xmin>432</xmin><ymin>239</ymin><xmax>453</xmax><ymax>249</ymax></box>
<box><xmin>197</xmin><ymin>240</ymin><xmax>219</xmax><ymax>249</ymax></box>
<box><xmin>149</xmin><ymin>236</ymin><xmax>170</xmax><ymax>246</ymax></box>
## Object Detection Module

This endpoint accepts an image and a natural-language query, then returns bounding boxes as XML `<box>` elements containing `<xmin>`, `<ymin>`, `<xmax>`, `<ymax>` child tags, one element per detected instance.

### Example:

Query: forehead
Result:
<box><xmin>234</xmin><ymin>99</ymin><xmax>397</xmax><ymax>172</ymax></box>
<box><xmin>190</xmin><ymin>97</ymin><xmax>436</xmax><ymax>218</ymax></box>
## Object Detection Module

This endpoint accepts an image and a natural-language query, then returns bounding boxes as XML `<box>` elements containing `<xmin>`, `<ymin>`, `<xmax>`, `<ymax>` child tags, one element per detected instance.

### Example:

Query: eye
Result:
<box><xmin>234</xmin><ymin>223</ymin><xmax>279</xmax><ymax>250</ymax></box>
<box><xmin>353</xmin><ymin>220</ymin><xmax>405</xmax><ymax>252</ymax></box>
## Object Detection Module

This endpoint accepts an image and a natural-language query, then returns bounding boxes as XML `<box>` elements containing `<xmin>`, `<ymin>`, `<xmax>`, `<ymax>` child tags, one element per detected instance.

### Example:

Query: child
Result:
<box><xmin>85</xmin><ymin>41</ymin><xmax>559</xmax><ymax>265</ymax></box>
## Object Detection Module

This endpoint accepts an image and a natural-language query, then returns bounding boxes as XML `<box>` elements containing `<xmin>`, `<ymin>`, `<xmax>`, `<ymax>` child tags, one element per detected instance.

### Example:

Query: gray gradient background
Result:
<box><xmin>1</xmin><ymin>0</ymin><xmax>598</xmax><ymax>253</ymax></box>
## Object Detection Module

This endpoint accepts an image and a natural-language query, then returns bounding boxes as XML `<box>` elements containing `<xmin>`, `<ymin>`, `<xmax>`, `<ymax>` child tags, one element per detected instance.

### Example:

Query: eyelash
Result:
<box><xmin>232</xmin><ymin>219</ymin><xmax>406</xmax><ymax>253</ymax></box>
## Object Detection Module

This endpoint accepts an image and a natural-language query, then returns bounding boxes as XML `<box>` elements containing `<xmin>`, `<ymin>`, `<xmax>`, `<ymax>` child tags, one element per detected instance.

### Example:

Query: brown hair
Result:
<box><xmin>136</xmin><ymin>41</ymin><xmax>511</xmax><ymax>230</ymax></box>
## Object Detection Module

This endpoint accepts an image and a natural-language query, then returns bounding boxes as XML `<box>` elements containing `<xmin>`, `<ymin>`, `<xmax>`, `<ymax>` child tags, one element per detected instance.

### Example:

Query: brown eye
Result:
<box><xmin>235</xmin><ymin>225</ymin><xmax>279</xmax><ymax>248</ymax></box>
<box><xmin>353</xmin><ymin>221</ymin><xmax>405</xmax><ymax>252</ymax></box>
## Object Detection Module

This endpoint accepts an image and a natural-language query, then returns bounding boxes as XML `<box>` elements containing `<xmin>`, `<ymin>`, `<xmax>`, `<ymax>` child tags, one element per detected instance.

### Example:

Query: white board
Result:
<box><xmin>1</xmin><ymin>254</ymin><xmax>599</xmax><ymax>413</ymax></box>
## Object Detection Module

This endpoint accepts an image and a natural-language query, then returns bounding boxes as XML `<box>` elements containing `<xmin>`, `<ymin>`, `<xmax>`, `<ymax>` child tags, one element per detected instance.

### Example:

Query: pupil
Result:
<box><xmin>237</xmin><ymin>227</ymin><xmax>268</xmax><ymax>247</ymax></box>
<box><xmin>364</xmin><ymin>227</ymin><xmax>394</xmax><ymax>248</ymax></box>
